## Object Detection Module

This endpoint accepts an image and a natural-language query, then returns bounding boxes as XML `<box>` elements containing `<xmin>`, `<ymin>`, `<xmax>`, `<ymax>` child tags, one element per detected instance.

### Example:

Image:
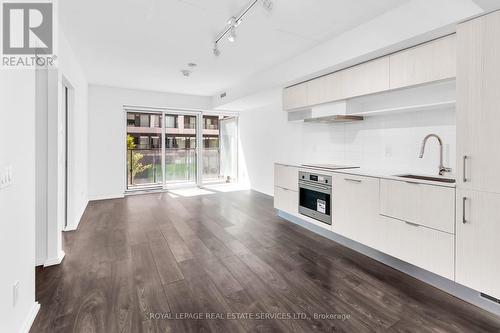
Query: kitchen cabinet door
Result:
<box><xmin>307</xmin><ymin>71</ymin><xmax>344</xmax><ymax>106</ymax></box>
<box><xmin>331</xmin><ymin>174</ymin><xmax>380</xmax><ymax>247</ymax></box>
<box><xmin>456</xmin><ymin>12</ymin><xmax>500</xmax><ymax>193</ymax></box>
<box><xmin>283</xmin><ymin>82</ymin><xmax>309</xmax><ymax>111</ymax></box>
<box><xmin>380</xmin><ymin>179</ymin><xmax>455</xmax><ymax>234</ymax></box>
<box><xmin>389</xmin><ymin>35</ymin><xmax>456</xmax><ymax>89</ymax></box>
<box><xmin>274</xmin><ymin>186</ymin><xmax>298</xmax><ymax>216</ymax></box>
<box><xmin>341</xmin><ymin>57</ymin><xmax>390</xmax><ymax>99</ymax></box>
<box><xmin>374</xmin><ymin>215</ymin><xmax>455</xmax><ymax>280</ymax></box>
<box><xmin>456</xmin><ymin>189</ymin><xmax>500</xmax><ymax>300</ymax></box>
<box><xmin>274</xmin><ymin>164</ymin><xmax>298</xmax><ymax>191</ymax></box>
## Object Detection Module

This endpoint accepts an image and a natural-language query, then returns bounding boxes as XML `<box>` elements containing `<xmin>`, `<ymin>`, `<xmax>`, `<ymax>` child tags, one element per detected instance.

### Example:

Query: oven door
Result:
<box><xmin>298</xmin><ymin>182</ymin><xmax>332</xmax><ymax>225</ymax></box>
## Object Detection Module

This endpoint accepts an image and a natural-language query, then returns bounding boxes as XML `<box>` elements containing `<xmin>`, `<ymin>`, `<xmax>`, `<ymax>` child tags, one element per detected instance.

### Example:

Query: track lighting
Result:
<box><xmin>213</xmin><ymin>43</ymin><xmax>220</xmax><ymax>56</ymax></box>
<box><xmin>212</xmin><ymin>0</ymin><xmax>273</xmax><ymax>56</ymax></box>
<box><xmin>228</xmin><ymin>27</ymin><xmax>237</xmax><ymax>43</ymax></box>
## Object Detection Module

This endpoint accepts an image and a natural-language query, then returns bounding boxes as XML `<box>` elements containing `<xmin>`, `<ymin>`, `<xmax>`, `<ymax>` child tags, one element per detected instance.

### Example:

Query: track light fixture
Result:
<box><xmin>213</xmin><ymin>43</ymin><xmax>220</xmax><ymax>56</ymax></box>
<box><xmin>213</xmin><ymin>0</ymin><xmax>273</xmax><ymax>56</ymax></box>
<box><xmin>228</xmin><ymin>27</ymin><xmax>237</xmax><ymax>43</ymax></box>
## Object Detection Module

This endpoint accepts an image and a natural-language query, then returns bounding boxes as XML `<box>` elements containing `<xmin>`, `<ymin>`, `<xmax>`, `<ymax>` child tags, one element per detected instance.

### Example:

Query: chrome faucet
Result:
<box><xmin>419</xmin><ymin>134</ymin><xmax>452</xmax><ymax>176</ymax></box>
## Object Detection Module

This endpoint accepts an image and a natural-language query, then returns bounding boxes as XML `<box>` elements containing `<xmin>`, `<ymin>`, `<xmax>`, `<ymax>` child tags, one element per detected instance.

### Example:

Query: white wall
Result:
<box><xmin>35</xmin><ymin>28</ymin><xmax>89</xmax><ymax>267</ymax></box>
<box><xmin>239</xmin><ymin>102</ymin><xmax>456</xmax><ymax>196</ymax></box>
<box><xmin>0</xmin><ymin>70</ymin><xmax>39</xmax><ymax>333</ymax></box>
<box><xmin>58</xmin><ymin>28</ymin><xmax>89</xmax><ymax>231</ymax></box>
<box><xmin>88</xmin><ymin>85</ymin><xmax>212</xmax><ymax>200</ymax></box>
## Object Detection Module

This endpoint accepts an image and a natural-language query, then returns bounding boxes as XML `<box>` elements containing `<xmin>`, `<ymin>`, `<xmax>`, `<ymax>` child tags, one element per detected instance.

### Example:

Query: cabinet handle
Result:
<box><xmin>344</xmin><ymin>178</ymin><xmax>361</xmax><ymax>183</ymax></box>
<box><xmin>463</xmin><ymin>156</ymin><xmax>469</xmax><ymax>183</ymax></box>
<box><xmin>405</xmin><ymin>221</ymin><xmax>420</xmax><ymax>227</ymax></box>
<box><xmin>462</xmin><ymin>197</ymin><xmax>468</xmax><ymax>224</ymax></box>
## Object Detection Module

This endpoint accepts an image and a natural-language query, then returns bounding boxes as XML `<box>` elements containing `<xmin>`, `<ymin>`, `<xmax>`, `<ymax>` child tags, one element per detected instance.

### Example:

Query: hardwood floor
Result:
<box><xmin>31</xmin><ymin>189</ymin><xmax>500</xmax><ymax>333</ymax></box>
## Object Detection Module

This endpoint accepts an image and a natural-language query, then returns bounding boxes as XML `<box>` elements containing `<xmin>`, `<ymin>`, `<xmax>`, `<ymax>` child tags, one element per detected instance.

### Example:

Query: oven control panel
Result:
<box><xmin>299</xmin><ymin>171</ymin><xmax>331</xmax><ymax>185</ymax></box>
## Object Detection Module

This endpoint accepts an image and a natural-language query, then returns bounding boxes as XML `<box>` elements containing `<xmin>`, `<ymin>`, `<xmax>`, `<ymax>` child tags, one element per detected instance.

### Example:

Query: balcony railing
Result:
<box><xmin>127</xmin><ymin>148</ymin><xmax>222</xmax><ymax>188</ymax></box>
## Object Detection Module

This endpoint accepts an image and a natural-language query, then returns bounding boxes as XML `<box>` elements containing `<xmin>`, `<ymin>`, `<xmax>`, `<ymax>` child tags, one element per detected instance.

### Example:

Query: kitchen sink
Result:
<box><xmin>395</xmin><ymin>174</ymin><xmax>456</xmax><ymax>183</ymax></box>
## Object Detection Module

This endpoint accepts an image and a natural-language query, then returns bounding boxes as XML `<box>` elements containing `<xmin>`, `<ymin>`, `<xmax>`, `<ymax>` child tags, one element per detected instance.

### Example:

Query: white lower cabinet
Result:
<box><xmin>456</xmin><ymin>189</ymin><xmax>500</xmax><ymax>300</ymax></box>
<box><xmin>331</xmin><ymin>174</ymin><xmax>380</xmax><ymax>247</ymax></box>
<box><xmin>274</xmin><ymin>164</ymin><xmax>459</xmax><ymax>283</ymax></box>
<box><xmin>380</xmin><ymin>179</ymin><xmax>455</xmax><ymax>234</ymax></box>
<box><xmin>373</xmin><ymin>215</ymin><xmax>455</xmax><ymax>280</ymax></box>
<box><xmin>274</xmin><ymin>186</ymin><xmax>298</xmax><ymax>215</ymax></box>
<box><xmin>274</xmin><ymin>164</ymin><xmax>299</xmax><ymax>191</ymax></box>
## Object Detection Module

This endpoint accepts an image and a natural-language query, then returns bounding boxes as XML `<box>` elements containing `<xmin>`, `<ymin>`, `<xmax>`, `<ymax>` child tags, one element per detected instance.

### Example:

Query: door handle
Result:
<box><xmin>462</xmin><ymin>196</ymin><xmax>468</xmax><ymax>224</ymax></box>
<box><xmin>463</xmin><ymin>156</ymin><xmax>469</xmax><ymax>183</ymax></box>
<box><xmin>344</xmin><ymin>178</ymin><xmax>361</xmax><ymax>183</ymax></box>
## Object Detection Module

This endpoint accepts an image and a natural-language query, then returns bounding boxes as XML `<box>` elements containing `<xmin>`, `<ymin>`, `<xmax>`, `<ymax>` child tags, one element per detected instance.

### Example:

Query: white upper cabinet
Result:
<box><xmin>456</xmin><ymin>11</ymin><xmax>500</xmax><ymax>194</ymax></box>
<box><xmin>283</xmin><ymin>82</ymin><xmax>308</xmax><ymax>111</ymax></box>
<box><xmin>389</xmin><ymin>35</ymin><xmax>456</xmax><ymax>89</ymax></box>
<box><xmin>307</xmin><ymin>71</ymin><xmax>344</xmax><ymax>106</ymax></box>
<box><xmin>283</xmin><ymin>35</ymin><xmax>457</xmax><ymax>111</ymax></box>
<box><xmin>342</xmin><ymin>57</ymin><xmax>390</xmax><ymax>99</ymax></box>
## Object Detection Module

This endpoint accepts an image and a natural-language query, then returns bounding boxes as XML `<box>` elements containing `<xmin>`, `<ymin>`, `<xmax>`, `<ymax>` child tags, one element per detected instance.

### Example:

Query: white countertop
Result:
<box><xmin>276</xmin><ymin>162</ymin><xmax>456</xmax><ymax>188</ymax></box>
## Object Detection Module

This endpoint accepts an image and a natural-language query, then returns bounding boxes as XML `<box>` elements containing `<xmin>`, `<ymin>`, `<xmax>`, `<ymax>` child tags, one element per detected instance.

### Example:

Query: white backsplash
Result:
<box><xmin>239</xmin><ymin>103</ymin><xmax>456</xmax><ymax>195</ymax></box>
<box><xmin>299</xmin><ymin>107</ymin><xmax>456</xmax><ymax>175</ymax></box>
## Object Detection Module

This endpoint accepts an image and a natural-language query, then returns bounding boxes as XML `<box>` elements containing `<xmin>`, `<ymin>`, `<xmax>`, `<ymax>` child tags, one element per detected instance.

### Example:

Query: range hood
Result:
<box><xmin>288</xmin><ymin>100</ymin><xmax>364</xmax><ymax>123</ymax></box>
<box><xmin>304</xmin><ymin>115</ymin><xmax>363</xmax><ymax>123</ymax></box>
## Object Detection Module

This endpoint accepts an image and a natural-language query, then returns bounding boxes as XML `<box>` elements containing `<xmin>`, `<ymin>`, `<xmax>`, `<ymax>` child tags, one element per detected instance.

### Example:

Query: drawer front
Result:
<box><xmin>274</xmin><ymin>186</ymin><xmax>298</xmax><ymax>216</ymax></box>
<box><xmin>332</xmin><ymin>174</ymin><xmax>380</xmax><ymax>244</ymax></box>
<box><xmin>274</xmin><ymin>164</ymin><xmax>298</xmax><ymax>191</ymax></box>
<box><xmin>380</xmin><ymin>179</ymin><xmax>455</xmax><ymax>233</ymax></box>
<box><xmin>380</xmin><ymin>179</ymin><xmax>419</xmax><ymax>223</ymax></box>
<box><xmin>374</xmin><ymin>215</ymin><xmax>455</xmax><ymax>280</ymax></box>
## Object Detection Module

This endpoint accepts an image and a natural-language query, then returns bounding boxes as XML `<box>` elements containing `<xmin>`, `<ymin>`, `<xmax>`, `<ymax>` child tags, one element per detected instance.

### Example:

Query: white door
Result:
<box><xmin>456</xmin><ymin>12</ymin><xmax>500</xmax><ymax>193</ymax></box>
<box><xmin>456</xmin><ymin>189</ymin><xmax>500</xmax><ymax>300</ymax></box>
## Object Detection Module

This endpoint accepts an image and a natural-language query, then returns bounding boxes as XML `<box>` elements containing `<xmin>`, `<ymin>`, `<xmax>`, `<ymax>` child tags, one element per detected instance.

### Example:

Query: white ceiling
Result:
<box><xmin>60</xmin><ymin>0</ymin><xmax>407</xmax><ymax>96</ymax></box>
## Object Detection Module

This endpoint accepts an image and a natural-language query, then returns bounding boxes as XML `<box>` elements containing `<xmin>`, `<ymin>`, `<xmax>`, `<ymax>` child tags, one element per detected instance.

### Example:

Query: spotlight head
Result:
<box><xmin>213</xmin><ymin>43</ymin><xmax>220</xmax><ymax>56</ymax></box>
<box><xmin>228</xmin><ymin>27</ymin><xmax>237</xmax><ymax>43</ymax></box>
<box><xmin>227</xmin><ymin>16</ymin><xmax>237</xmax><ymax>26</ymax></box>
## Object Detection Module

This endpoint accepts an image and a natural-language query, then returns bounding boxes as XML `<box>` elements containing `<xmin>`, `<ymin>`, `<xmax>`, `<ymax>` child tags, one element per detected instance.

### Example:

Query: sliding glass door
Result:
<box><xmin>126</xmin><ymin>109</ymin><xmax>237</xmax><ymax>191</ymax></box>
<box><xmin>202</xmin><ymin>115</ymin><xmax>238</xmax><ymax>184</ymax></box>
<box><xmin>164</xmin><ymin>112</ymin><xmax>197</xmax><ymax>185</ymax></box>
<box><xmin>126</xmin><ymin>112</ymin><xmax>163</xmax><ymax>189</ymax></box>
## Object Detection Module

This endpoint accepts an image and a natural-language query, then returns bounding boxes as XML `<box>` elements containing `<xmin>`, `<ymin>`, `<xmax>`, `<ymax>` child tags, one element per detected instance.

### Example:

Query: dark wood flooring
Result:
<box><xmin>31</xmin><ymin>189</ymin><xmax>500</xmax><ymax>332</ymax></box>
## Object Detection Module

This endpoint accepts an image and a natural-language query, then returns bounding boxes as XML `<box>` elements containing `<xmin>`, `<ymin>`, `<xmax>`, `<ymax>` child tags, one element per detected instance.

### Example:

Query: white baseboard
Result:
<box><xmin>89</xmin><ymin>193</ymin><xmax>124</xmax><ymax>201</ymax></box>
<box><xmin>35</xmin><ymin>257</ymin><xmax>46</xmax><ymax>267</ymax></box>
<box><xmin>64</xmin><ymin>199</ymin><xmax>89</xmax><ymax>231</ymax></box>
<box><xmin>44</xmin><ymin>251</ymin><xmax>65</xmax><ymax>267</ymax></box>
<box><xmin>19</xmin><ymin>302</ymin><xmax>40</xmax><ymax>333</ymax></box>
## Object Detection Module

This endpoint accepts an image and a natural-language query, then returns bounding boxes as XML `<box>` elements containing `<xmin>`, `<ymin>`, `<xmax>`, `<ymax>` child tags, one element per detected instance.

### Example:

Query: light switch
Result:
<box><xmin>0</xmin><ymin>165</ymin><xmax>13</xmax><ymax>190</ymax></box>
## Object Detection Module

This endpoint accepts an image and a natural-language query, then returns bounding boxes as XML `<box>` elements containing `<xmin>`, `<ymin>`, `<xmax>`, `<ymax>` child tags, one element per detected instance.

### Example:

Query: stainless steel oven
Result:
<box><xmin>298</xmin><ymin>171</ymin><xmax>332</xmax><ymax>225</ymax></box>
